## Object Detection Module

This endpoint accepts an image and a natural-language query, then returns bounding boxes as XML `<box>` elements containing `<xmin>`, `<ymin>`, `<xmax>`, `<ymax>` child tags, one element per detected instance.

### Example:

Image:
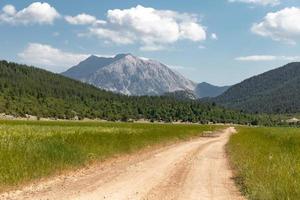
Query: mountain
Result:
<box><xmin>61</xmin><ymin>55</ymin><xmax>122</xmax><ymax>80</ymax></box>
<box><xmin>0</xmin><ymin>60</ymin><xmax>261</xmax><ymax>124</ymax></box>
<box><xmin>195</xmin><ymin>82</ymin><xmax>230</xmax><ymax>98</ymax></box>
<box><xmin>62</xmin><ymin>54</ymin><xmax>196</xmax><ymax>96</ymax></box>
<box><xmin>213</xmin><ymin>62</ymin><xmax>300</xmax><ymax>114</ymax></box>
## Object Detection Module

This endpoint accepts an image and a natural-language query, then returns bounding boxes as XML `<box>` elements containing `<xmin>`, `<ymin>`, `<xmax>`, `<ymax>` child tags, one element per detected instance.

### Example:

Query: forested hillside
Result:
<box><xmin>213</xmin><ymin>62</ymin><xmax>300</xmax><ymax>114</ymax></box>
<box><xmin>0</xmin><ymin>60</ymin><xmax>278</xmax><ymax>125</ymax></box>
<box><xmin>195</xmin><ymin>82</ymin><xmax>230</xmax><ymax>98</ymax></box>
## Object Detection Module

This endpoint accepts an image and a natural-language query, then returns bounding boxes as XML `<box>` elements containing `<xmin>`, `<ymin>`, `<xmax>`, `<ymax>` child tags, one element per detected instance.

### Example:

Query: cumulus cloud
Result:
<box><xmin>18</xmin><ymin>43</ymin><xmax>90</xmax><ymax>72</ymax></box>
<box><xmin>2</xmin><ymin>5</ymin><xmax>16</xmax><ymax>16</ymax></box>
<box><xmin>228</xmin><ymin>0</ymin><xmax>280</xmax><ymax>6</ymax></box>
<box><xmin>0</xmin><ymin>2</ymin><xmax>60</xmax><ymax>25</ymax></box>
<box><xmin>74</xmin><ymin>5</ymin><xmax>206</xmax><ymax>51</ymax></box>
<box><xmin>251</xmin><ymin>7</ymin><xmax>300</xmax><ymax>44</ymax></box>
<box><xmin>235</xmin><ymin>55</ymin><xmax>300</xmax><ymax>61</ymax></box>
<box><xmin>65</xmin><ymin>13</ymin><xmax>96</xmax><ymax>25</ymax></box>
<box><xmin>65</xmin><ymin>13</ymin><xmax>106</xmax><ymax>25</ymax></box>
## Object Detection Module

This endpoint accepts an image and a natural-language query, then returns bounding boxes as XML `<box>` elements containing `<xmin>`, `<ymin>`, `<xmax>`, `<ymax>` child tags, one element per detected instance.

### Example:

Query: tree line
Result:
<box><xmin>0</xmin><ymin>60</ymin><xmax>283</xmax><ymax>126</ymax></box>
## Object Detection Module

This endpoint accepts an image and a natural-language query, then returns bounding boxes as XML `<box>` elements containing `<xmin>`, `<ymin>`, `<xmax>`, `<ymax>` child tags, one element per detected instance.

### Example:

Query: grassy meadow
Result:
<box><xmin>228</xmin><ymin>126</ymin><xmax>300</xmax><ymax>200</ymax></box>
<box><xmin>0</xmin><ymin>120</ymin><xmax>219</xmax><ymax>191</ymax></box>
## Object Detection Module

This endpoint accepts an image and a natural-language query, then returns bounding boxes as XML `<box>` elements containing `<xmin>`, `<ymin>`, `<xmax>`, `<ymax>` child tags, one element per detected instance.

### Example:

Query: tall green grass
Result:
<box><xmin>0</xmin><ymin>120</ymin><xmax>219</xmax><ymax>191</ymax></box>
<box><xmin>228</xmin><ymin>127</ymin><xmax>300</xmax><ymax>200</ymax></box>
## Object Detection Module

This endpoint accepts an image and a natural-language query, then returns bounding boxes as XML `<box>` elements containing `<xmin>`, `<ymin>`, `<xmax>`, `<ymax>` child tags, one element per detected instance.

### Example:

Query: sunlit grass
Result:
<box><xmin>0</xmin><ymin>120</ymin><xmax>219</xmax><ymax>191</ymax></box>
<box><xmin>228</xmin><ymin>127</ymin><xmax>300</xmax><ymax>200</ymax></box>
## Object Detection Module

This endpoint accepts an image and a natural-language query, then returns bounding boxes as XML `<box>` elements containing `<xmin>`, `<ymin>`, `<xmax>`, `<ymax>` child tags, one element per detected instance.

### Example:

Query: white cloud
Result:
<box><xmin>3</xmin><ymin>5</ymin><xmax>16</xmax><ymax>15</ymax></box>
<box><xmin>168</xmin><ymin>65</ymin><xmax>196</xmax><ymax>72</ymax></box>
<box><xmin>65</xmin><ymin>13</ymin><xmax>105</xmax><ymax>25</ymax></box>
<box><xmin>235</xmin><ymin>55</ymin><xmax>300</xmax><ymax>61</ymax></box>
<box><xmin>77</xmin><ymin>5</ymin><xmax>206</xmax><ymax>51</ymax></box>
<box><xmin>228</xmin><ymin>0</ymin><xmax>280</xmax><ymax>6</ymax></box>
<box><xmin>88</xmin><ymin>27</ymin><xmax>135</xmax><ymax>44</ymax></box>
<box><xmin>211</xmin><ymin>33</ymin><xmax>218</xmax><ymax>40</ymax></box>
<box><xmin>252</xmin><ymin>7</ymin><xmax>300</xmax><ymax>44</ymax></box>
<box><xmin>179</xmin><ymin>22</ymin><xmax>206</xmax><ymax>41</ymax></box>
<box><xmin>0</xmin><ymin>2</ymin><xmax>60</xmax><ymax>25</ymax></box>
<box><xmin>18</xmin><ymin>43</ymin><xmax>89</xmax><ymax>72</ymax></box>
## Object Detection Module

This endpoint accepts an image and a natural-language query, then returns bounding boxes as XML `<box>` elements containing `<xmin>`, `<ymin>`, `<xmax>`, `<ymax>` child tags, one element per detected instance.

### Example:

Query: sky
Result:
<box><xmin>1</xmin><ymin>0</ymin><xmax>300</xmax><ymax>86</ymax></box>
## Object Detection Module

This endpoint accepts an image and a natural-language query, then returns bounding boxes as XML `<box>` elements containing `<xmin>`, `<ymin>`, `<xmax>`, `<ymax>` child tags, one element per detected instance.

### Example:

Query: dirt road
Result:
<box><xmin>1</xmin><ymin>127</ymin><xmax>244</xmax><ymax>200</ymax></box>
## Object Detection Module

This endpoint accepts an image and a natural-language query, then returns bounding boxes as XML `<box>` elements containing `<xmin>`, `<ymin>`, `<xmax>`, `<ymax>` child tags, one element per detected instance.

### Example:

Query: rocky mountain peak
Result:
<box><xmin>114</xmin><ymin>53</ymin><xmax>134</xmax><ymax>60</ymax></box>
<box><xmin>62</xmin><ymin>53</ymin><xmax>230</xmax><ymax>98</ymax></box>
<box><xmin>62</xmin><ymin>53</ymin><xmax>196</xmax><ymax>96</ymax></box>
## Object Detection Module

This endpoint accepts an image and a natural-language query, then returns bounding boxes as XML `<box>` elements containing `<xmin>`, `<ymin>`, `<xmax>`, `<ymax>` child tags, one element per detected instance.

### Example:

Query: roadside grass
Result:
<box><xmin>0</xmin><ymin>120</ymin><xmax>220</xmax><ymax>191</ymax></box>
<box><xmin>228</xmin><ymin>126</ymin><xmax>300</xmax><ymax>200</ymax></box>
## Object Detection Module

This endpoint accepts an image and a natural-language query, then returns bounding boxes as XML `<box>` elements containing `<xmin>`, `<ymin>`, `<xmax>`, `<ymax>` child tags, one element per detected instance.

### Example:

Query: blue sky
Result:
<box><xmin>1</xmin><ymin>0</ymin><xmax>300</xmax><ymax>86</ymax></box>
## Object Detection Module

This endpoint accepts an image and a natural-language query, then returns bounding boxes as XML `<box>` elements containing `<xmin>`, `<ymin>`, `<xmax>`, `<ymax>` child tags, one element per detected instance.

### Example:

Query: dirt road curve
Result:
<box><xmin>1</xmin><ymin>127</ymin><xmax>245</xmax><ymax>200</ymax></box>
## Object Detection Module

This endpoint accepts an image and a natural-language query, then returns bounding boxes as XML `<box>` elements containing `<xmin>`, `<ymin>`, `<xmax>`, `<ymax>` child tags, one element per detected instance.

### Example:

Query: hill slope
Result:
<box><xmin>0</xmin><ymin>60</ymin><xmax>261</xmax><ymax>124</ymax></box>
<box><xmin>195</xmin><ymin>82</ymin><xmax>230</xmax><ymax>98</ymax></box>
<box><xmin>62</xmin><ymin>54</ymin><xmax>196</xmax><ymax>96</ymax></box>
<box><xmin>213</xmin><ymin>62</ymin><xmax>300</xmax><ymax>113</ymax></box>
<box><xmin>164</xmin><ymin>90</ymin><xmax>198</xmax><ymax>100</ymax></box>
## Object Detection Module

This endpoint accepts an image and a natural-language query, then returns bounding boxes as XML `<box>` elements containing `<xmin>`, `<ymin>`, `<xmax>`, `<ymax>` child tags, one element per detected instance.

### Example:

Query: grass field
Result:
<box><xmin>228</xmin><ymin>126</ymin><xmax>300</xmax><ymax>200</ymax></box>
<box><xmin>0</xmin><ymin>120</ymin><xmax>219</xmax><ymax>191</ymax></box>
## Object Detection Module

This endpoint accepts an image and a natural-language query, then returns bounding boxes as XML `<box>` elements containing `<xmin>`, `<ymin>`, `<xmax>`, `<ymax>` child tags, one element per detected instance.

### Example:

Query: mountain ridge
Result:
<box><xmin>63</xmin><ymin>54</ymin><xmax>196</xmax><ymax>96</ymax></box>
<box><xmin>62</xmin><ymin>54</ymin><xmax>229</xmax><ymax>97</ymax></box>
<box><xmin>195</xmin><ymin>82</ymin><xmax>230</xmax><ymax>98</ymax></box>
<box><xmin>213</xmin><ymin>62</ymin><xmax>300</xmax><ymax>113</ymax></box>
